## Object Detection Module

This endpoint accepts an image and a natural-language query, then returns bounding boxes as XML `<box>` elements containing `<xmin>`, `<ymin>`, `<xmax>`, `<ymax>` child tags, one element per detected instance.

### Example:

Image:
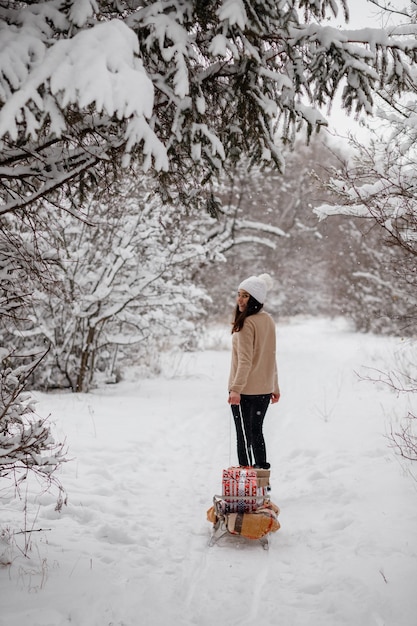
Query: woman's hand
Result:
<box><xmin>228</xmin><ymin>391</ymin><xmax>241</xmax><ymax>405</ymax></box>
<box><xmin>271</xmin><ymin>393</ymin><xmax>280</xmax><ymax>404</ymax></box>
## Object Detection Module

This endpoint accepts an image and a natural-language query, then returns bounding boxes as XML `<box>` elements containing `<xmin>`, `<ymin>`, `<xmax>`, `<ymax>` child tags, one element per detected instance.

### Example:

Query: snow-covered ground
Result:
<box><xmin>1</xmin><ymin>317</ymin><xmax>416</xmax><ymax>626</ymax></box>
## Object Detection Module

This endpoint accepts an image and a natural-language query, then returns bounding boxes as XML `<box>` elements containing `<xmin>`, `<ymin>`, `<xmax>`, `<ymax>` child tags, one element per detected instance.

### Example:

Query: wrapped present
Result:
<box><xmin>253</xmin><ymin>468</ymin><xmax>271</xmax><ymax>489</ymax></box>
<box><xmin>222</xmin><ymin>467</ymin><xmax>258</xmax><ymax>513</ymax></box>
<box><xmin>226</xmin><ymin>504</ymin><xmax>280</xmax><ymax>539</ymax></box>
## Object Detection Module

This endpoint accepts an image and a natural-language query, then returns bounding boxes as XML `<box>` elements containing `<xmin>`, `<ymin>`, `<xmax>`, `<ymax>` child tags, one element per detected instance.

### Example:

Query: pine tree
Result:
<box><xmin>2</xmin><ymin>0</ymin><xmax>417</xmax><ymax>212</ymax></box>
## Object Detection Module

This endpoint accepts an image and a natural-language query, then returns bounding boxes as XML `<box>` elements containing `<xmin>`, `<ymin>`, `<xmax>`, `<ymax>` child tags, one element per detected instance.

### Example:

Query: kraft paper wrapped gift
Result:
<box><xmin>253</xmin><ymin>468</ymin><xmax>271</xmax><ymax>489</ymax></box>
<box><xmin>226</xmin><ymin>505</ymin><xmax>280</xmax><ymax>539</ymax></box>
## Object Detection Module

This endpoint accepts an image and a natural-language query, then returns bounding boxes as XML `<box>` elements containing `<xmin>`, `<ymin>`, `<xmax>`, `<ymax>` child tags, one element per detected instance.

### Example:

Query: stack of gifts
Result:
<box><xmin>221</xmin><ymin>466</ymin><xmax>270</xmax><ymax>513</ymax></box>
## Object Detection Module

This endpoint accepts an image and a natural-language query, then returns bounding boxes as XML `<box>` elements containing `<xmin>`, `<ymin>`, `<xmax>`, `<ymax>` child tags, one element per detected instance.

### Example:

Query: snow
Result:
<box><xmin>218</xmin><ymin>0</ymin><xmax>248</xmax><ymax>30</ymax></box>
<box><xmin>69</xmin><ymin>0</ymin><xmax>98</xmax><ymax>27</ymax></box>
<box><xmin>1</xmin><ymin>317</ymin><xmax>417</xmax><ymax>626</ymax></box>
<box><xmin>314</xmin><ymin>202</ymin><xmax>371</xmax><ymax>220</ymax></box>
<box><xmin>0</xmin><ymin>17</ymin><xmax>169</xmax><ymax>171</ymax></box>
<box><xmin>209</xmin><ymin>33</ymin><xmax>231</xmax><ymax>58</ymax></box>
<box><xmin>49</xmin><ymin>21</ymin><xmax>151</xmax><ymax>118</ymax></box>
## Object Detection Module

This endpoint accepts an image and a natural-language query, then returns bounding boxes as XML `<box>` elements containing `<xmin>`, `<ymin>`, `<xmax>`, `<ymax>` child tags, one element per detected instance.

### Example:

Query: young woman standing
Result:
<box><xmin>228</xmin><ymin>273</ymin><xmax>280</xmax><ymax>469</ymax></box>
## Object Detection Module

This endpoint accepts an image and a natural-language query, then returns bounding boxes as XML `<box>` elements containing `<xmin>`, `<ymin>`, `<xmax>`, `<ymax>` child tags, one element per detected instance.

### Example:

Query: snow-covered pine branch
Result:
<box><xmin>2</xmin><ymin>1</ymin><xmax>417</xmax><ymax>211</ymax></box>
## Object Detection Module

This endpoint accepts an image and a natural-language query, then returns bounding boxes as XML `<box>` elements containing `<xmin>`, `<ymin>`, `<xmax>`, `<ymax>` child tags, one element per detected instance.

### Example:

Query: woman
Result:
<box><xmin>228</xmin><ymin>273</ymin><xmax>280</xmax><ymax>469</ymax></box>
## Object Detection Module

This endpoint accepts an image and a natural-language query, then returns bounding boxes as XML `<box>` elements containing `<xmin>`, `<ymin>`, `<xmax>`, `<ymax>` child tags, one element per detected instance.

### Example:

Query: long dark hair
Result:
<box><xmin>231</xmin><ymin>295</ymin><xmax>263</xmax><ymax>333</ymax></box>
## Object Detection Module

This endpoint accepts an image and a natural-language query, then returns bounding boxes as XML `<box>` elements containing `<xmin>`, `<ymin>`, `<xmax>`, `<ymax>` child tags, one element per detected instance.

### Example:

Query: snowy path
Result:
<box><xmin>1</xmin><ymin>319</ymin><xmax>416</xmax><ymax>626</ymax></box>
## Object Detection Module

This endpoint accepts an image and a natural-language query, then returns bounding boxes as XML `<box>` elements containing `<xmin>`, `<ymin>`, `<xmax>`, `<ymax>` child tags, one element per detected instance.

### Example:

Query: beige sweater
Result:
<box><xmin>228</xmin><ymin>310</ymin><xmax>280</xmax><ymax>395</ymax></box>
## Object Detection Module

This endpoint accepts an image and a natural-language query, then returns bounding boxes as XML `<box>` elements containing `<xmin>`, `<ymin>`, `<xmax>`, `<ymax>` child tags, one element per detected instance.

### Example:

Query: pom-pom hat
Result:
<box><xmin>238</xmin><ymin>273</ymin><xmax>273</xmax><ymax>304</ymax></box>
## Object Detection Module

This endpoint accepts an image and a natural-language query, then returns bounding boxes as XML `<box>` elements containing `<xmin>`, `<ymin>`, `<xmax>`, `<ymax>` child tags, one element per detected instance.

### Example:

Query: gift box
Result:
<box><xmin>222</xmin><ymin>467</ymin><xmax>258</xmax><ymax>513</ymax></box>
<box><xmin>226</xmin><ymin>505</ymin><xmax>281</xmax><ymax>539</ymax></box>
<box><xmin>253</xmin><ymin>468</ymin><xmax>271</xmax><ymax>489</ymax></box>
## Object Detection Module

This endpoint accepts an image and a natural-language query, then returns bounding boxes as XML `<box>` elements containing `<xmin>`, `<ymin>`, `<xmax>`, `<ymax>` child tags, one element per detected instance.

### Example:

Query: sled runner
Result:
<box><xmin>207</xmin><ymin>467</ymin><xmax>280</xmax><ymax>550</ymax></box>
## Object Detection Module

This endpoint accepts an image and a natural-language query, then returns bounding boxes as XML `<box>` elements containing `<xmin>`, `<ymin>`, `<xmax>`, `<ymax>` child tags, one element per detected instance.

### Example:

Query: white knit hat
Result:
<box><xmin>238</xmin><ymin>273</ymin><xmax>273</xmax><ymax>304</ymax></box>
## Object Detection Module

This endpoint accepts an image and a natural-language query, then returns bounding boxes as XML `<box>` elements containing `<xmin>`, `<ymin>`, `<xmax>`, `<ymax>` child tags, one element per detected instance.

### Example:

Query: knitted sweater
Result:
<box><xmin>228</xmin><ymin>310</ymin><xmax>280</xmax><ymax>395</ymax></box>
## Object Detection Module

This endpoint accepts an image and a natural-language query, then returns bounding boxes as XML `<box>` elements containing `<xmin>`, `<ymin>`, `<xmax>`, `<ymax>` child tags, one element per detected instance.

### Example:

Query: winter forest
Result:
<box><xmin>1</xmin><ymin>0</ymin><xmax>417</xmax><ymax>624</ymax></box>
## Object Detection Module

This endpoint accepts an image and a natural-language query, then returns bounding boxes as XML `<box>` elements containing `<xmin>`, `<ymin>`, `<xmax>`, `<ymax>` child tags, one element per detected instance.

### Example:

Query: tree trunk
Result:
<box><xmin>76</xmin><ymin>326</ymin><xmax>95</xmax><ymax>392</ymax></box>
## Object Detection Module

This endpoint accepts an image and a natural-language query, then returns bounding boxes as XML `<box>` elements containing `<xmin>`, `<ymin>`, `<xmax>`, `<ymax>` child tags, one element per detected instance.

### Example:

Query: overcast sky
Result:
<box><xmin>335</xmin><ymin>0</ymin><xmax>402</xmax><ymax>28</ymax></box>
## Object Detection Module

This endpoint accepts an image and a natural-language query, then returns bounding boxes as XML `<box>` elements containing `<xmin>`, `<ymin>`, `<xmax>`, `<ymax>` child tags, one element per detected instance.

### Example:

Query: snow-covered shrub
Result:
<box><xmin>385</xmin><ymin>342</ymin><xmax>417</xmax><ymax>462</ymax></box>
<box><xmin>0</xmin><ymin>229</ymin><xmax>66</xmax><ymax>492</ymax></box>
<box><xmin>0</xmin><ymin>177</ymin><xmax>215</xmax><ymax>391</ymax></box>
<box><xmin>0</xmin><ymin>349</ymin><xmax>66</xmax><ymax>495</ymax></box>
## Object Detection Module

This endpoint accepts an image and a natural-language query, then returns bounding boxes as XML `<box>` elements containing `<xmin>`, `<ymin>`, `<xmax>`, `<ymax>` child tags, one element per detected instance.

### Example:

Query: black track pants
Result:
<box><xmin>231</xmin><ymin>393</ymin><xmax>271</xmax><ymax>467</ymax></box>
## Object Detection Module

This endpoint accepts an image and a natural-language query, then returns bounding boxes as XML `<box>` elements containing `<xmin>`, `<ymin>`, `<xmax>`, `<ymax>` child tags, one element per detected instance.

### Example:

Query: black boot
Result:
<box><xmin>254</xmin><ymin>462</ymin><xmax>270</xmax><ymax>470</ymax></box>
